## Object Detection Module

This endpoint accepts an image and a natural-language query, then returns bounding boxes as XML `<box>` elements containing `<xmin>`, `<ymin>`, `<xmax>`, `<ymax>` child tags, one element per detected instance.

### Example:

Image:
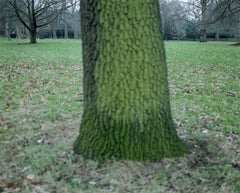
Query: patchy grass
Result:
<box><xmin>0</xmin><ymin>39</ymin><xmax>239</xmax><ymax>193</ymax></box>
<box><xmin>167</xmin><ymin>41</ymin><xmax>239</xmax><ymax>136</ymax></box>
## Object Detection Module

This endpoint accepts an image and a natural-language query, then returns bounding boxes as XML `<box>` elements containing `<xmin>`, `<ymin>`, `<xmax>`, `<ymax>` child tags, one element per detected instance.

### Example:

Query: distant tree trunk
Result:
<box><xmin>74</xmin><ymin>0</ymin><xmax>187</xmax><ymax>161</ymax></box>
<box><xmin>53</xmin><ymin>30</ymin><xmax>57</xmax><ymax>39</ymax></box>
<box><xmin>51</xmin><ymin>23</ymin><xmax>57</xmax><ymax>39</ymax></box>
<box><xmin>215</xmin><ymin>32</ymin><xmax>219</xmax><ymax>41</ymax></box>
<box><xmin>5</xmin><ymin>18</ymin><xmax>10</xmax><ymax>40</ymax></box>
<box><xmin>238</xmin><ymin>15</ymin><xmax>240</xmax><ymax>45</ymax></box>
<box><xmin>63</xmin><ymin>1</ymin><xmax>68</xmax><ymax>39</ymax></box>
<box><xmin>200</xmin><ymin>0</ymin><xmax>207</xmax><ymax>42</ymax></box>
<box><xmin>29</xmin><ymin>27</ymin><xmax>37</xmax><ymax>44</ymax></box>
<box><xmin>29</xmin><ymin>1</ymin><xmax>37</xmax><ymax>43</ymax></box>
<box><xmin>200</xmin><ymin>27</ymin><xmax>207</xmax><ymax>42</ymax></box>
<box><xmin>15</xmin><ymin>25</ymin><xmax>21</xmax><ymax>39</ymax></box>
<box><xmin>71</xmin><ymin>1</ymin><xmax>79</xmax><ymax>39</ymax></box>
<box><xmin>73</xmin><ymin>13</ymin><xmax>79</xmax><ymax>39</ymax></box>
<box><xmin>64</xmin><ymin>23</ymin><xmax>68</xmax><ymax>38</ymax></box>
<box><xmin>79</xmin><ymin>8</ymin><xmax>81</xmax><ymax>39</ymax></box>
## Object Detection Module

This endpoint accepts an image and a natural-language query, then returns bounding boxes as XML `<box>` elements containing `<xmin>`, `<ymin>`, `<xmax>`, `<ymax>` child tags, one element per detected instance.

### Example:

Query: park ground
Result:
<box><xmin>0</xmin><ymin>39</ymin><xmax>239</xmax><ymax>193</ymax></box>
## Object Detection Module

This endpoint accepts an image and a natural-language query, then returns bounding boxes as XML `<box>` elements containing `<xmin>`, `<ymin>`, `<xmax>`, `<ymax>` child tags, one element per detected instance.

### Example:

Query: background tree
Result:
<box><xmin>63</xmin><ymin>0</ymin><xmax>69</xmax><ymax>39</ymax></box>
<box><xmin>69</xmin><ymin>0</ymin><xmax>81</xmax><ymax>39</ymax></box>
<box><xmin>8</xmin><ymin>0</ymin><xmax>71</xmax><ymax>43</ymax></box>
<box><xmin>59</xmin><ymin>0</ymin><xmax>81</xmax><ymax>39</ymax></box>
<box><xmin>211</xmin><ymin>0</ymin><xmax>240</xmax><ymax>42</ymax></box>
<box><xmin>160</xmin><ymin>0</ymin><xmax>187</xmax><ymax>40</ymax></box>
<box><xmin>199</xmin><ymin>0</ymin><xmax>208</xmax><ymax>42</ymax></box>
<box><xmin>0</xmin><ymin>0</ymin><xmax>14</xmax><ymax>39</ymax></box>
<box><xmin>74</xmin><ymin>0</ymin><xmax>188</xmax><ymax>161</ymax></box>
<box><xmin>182</xmin><ymin>0</ymin><xmax>240</xmax><ymax>41</ymax></box>
<box><xmin>183</xmin><ymin>0</ymin><xmax>213</xmax><ymax>42</ymax></box>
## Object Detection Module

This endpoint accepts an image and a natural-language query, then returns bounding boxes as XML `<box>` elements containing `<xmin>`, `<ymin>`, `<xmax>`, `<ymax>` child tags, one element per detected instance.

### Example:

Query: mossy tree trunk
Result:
<box><xmin>74</xmin><ymin>0</ymin><xmax>188</xmax><ymax>161</ymax></box>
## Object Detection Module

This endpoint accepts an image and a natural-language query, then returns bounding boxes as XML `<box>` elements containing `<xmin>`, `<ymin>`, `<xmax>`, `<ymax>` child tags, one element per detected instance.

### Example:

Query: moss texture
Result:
<box><xmin>74</xmin><ymin>0</ymin><xmax>188</xmax><ymax>161</ymax></box>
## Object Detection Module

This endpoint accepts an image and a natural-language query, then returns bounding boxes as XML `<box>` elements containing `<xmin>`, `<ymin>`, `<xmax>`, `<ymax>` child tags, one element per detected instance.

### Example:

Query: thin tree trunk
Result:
<box><xmin>30</xmin><ymin>0</ymin><xmax>37</xmax><ymax>44</ymax></box>
<box><xmin>200</xmin><ymin>27</ymin><xmax>207</xmax><ymax>42</ymax></box>
<box><xmin>215</xmin><ymin>32</ymin><xmax>219</xmax><ymax>41</ymax></box>
<box><xmin>15</xmin><ymin>24</ymin><xmax>21</xmax><ymax>39</ymax></box>
<box><xmin>5</xmin><ymin>18</ymin><xmax>10</xmax><ymax>40</ymax></box>
<box><xmin>64</xmin><ymin>19</ymin><xmax>68</xmax><ymax>38</ymax></box>
<box><xmin>51</xmin><ymin>23</ymin><xmax>57</xmax><ymax>39</ymax></box>
<box><xmin>64</xmin><ymin>1</ymin><xmax>68</xmax><ymax>39</ymax></box>
<box><xmin>71</xmin><ymin>1</ymin><xmax>79</xmax><ymax>39</ymax></box>
<box><xmin>200</xmin><ymin>0</ymin><xmax>207</xmax><ymax>42</ymax></box>
<box><xmin>74</xmin><ymin>0</ymin><xmax>187</xmax><ymax>161</ymax></box>
<box><xmin>73</xmin><ymin>14</ymin><xmax>79</xmax><ymax>39</ymax></box>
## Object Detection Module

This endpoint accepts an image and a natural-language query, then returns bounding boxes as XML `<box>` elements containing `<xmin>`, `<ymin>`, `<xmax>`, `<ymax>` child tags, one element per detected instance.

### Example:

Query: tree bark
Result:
<box><xmin>74</xmin><ymin>0</ymin><xmax>187</xmax><ymax>161</ymax></box>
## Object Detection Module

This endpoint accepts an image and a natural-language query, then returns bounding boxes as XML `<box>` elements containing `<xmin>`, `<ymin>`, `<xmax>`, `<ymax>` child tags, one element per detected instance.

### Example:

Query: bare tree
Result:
<box><xmin>8</xmin><ymin>0</ymin><xmax>71</xmax><ymax>43</ymax></box>
<box><xmin>183</xmin><ymin>0</ymin><xmax>213</xmax><ymax>42</ymax></box>
<box><xmin>213</xmin><ymin>0</ymin><xmax>240</xmax><ymax>20</ymax></box>
<box><xmin>206</xmin><ymin>0</ymin><xmax>239</xmax><ymax>43</ymax></box>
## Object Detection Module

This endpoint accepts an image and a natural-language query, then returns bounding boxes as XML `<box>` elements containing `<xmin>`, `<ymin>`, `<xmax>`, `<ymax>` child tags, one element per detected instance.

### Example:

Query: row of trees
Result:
<box><xmin>0</xmin><ymin>0</ymin><xmax>239</xmax><ymax>43</ymax></box>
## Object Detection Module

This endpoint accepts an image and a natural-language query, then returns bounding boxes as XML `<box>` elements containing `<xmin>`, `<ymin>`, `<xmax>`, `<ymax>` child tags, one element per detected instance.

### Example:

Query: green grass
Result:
<box><xmin>0</xmin><ymin>38</ymin><xmax>239</xmax><ymax>193</ymax></box>
<box><xmin>0</xmin><ymin>38</ymin><xmax>83</xmax><ymax>122</ymax></box>
<box><xmin>166</xmin><ymin>41</ymin><xmax>240</xmax><ymax>136</ymax></box>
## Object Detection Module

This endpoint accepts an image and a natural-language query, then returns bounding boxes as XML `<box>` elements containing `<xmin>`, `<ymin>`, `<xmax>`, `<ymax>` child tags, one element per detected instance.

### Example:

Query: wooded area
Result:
<box><xmin>0</xmin><ymin>0</ymin><xmax>239</xmax><ymax>43</ymax></box>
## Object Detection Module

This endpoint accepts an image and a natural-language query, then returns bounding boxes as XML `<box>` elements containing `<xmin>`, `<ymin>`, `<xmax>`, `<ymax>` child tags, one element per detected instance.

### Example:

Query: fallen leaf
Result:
<box><xmin>6</xmin><ymin>182</ymin><xmax>15</xmax><ymax>188</ymax></box>
<box><xmin>26</xmin><ymin>174</ymin><xmax>42</xmax><ymax>185</ymax></box>
<box><xmin>13</xmin><ymin>152</ymin><xmax>26</xmax><ymax>159</ymax></box>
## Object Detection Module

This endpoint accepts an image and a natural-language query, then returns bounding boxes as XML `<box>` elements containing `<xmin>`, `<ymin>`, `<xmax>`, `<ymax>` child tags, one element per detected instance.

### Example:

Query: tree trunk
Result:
<box><xmin>64</xmin><ymin>1</ymin><xmax>68</xmax><ymax>39</ymax></box>
<box><xmin>15</xmin><ymin>24</ymin><xmax>21</xmax><ymax>39</ymax></box>
<box><xmin>30</xmin><ymin>29</ymin><xmax>37</xmax><ymax>44</ymax></box>
<box><xmin>64</xmin><ymin>19</ymin><xmax>68</xmax><ymax>39</ymax></box>
<box><xmin>74</xmin><ymin>0</ymin><xmax>187</xmax><ymax>161</ymax></box>
<box><xmin>73</xmin><ymin>15</ymin><xmax>79</xmax><ymax>39</ymax></box>
<box><xmin>30</xmin><ymin>1</ymin><xmax>37</xmax><ymax>44</ymax></box>
<box><xmin>200</xmin><ymin>27</ymin><xmax>207</xmax><ymax>42</ymax></box>
<box><xmin>51</xmin><ymin>23</ymin><xmax>57</xmax><ymax>39</ymax></box>
<box><xmin>53</xmin><ymin>29</ymin><xmax>57</xmax><ymax>39</ymax></box>
<box><xmin>199</xmin><ymin>0</ymin><xmax>207</xmax><ymax>42</ymax></box>
<box><xmin>215</xmin><ymin>32</ymin><xmax>219</xmax><ymax>41</ymax></box>
<box><xmin>5</xmin><ymin>19</ymin><xmax>10</xmax><ymax>40</ymax></box>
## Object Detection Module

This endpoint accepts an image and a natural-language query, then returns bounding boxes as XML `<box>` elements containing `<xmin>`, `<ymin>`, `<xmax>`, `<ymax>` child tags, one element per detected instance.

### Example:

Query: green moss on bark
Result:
<box><xmin>74</xmin><ymin>0</ymin><xmax>188</xmax><ymax>161</ymax></box>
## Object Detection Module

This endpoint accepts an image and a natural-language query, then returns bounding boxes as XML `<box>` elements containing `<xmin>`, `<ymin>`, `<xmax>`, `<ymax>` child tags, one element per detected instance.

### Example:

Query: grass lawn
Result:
<box><xmin>0</xmin><ymin>38</ymin><xmax>239</xmax><ymax>193</ymax></box>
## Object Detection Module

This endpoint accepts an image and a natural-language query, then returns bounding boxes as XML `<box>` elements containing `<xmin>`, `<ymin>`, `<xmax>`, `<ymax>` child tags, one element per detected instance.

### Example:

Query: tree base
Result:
<box><xmin>73</xmin><ymin>113</ymin><xmax>188</xmax><ymax>161</ymax></box>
